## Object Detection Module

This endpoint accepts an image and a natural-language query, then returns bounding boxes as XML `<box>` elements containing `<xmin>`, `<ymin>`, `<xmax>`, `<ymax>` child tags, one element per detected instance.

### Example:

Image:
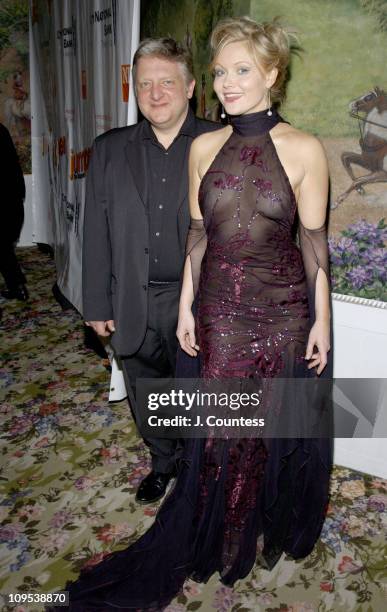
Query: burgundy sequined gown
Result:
<box><xmin>62</xmin><ymin>111</ymin><xmax>332</xmax><ymax>611</ymax></box>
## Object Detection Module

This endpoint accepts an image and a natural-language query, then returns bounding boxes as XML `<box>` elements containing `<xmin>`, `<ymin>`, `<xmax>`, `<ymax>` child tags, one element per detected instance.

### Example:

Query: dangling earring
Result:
<box><xmin>267</xmin><ymin>89</ymin><xmax>273</xmax><ymax>116</ymax></box>
<box><xmin>220</xmin><ymin>105</ymin><xmax>226</xmax><ymax>119</ymax></box>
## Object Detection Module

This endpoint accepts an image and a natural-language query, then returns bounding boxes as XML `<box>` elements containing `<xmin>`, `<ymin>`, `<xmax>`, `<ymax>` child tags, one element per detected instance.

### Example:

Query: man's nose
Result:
<box><xmin>150</xmin><ymin>83</ymin><xmax>163</xmax><ymax>100</ymax></box>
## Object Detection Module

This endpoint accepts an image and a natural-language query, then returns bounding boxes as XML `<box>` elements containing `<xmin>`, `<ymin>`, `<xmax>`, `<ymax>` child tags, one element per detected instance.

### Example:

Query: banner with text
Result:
<box><xmin>30</xmin><ymin>0</ymin><xmax>139</xmax><ymax>310</ymax></box>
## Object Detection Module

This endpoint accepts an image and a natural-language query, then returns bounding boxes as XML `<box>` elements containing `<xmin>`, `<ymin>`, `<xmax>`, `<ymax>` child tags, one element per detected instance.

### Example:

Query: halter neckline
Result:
<box><xmin>229</xmin><ymin>107</ymin><xmax>282</xmax><ymax>136</ymax></box>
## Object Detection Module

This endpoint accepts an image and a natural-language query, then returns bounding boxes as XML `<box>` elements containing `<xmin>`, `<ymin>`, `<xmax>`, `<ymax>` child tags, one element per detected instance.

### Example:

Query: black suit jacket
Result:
<box><xmin>82</xmin><ymin>112</ymin><xmax>220</xmax><ymax>356</ymax></box>
<box><xmin>1</xmin><ymin>123</ymin><xmax>25</xmax><ymax>241</ymax></box>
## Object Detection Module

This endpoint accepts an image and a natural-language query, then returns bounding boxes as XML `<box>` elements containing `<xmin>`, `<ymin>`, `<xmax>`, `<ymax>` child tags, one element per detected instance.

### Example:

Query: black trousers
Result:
<box><xmin>121</xmin><ymin>282</ymin><xmax>182</xmax><ymax>474</ymax></box>
<box><xmin>0</xmin><ymin>199</ymin><xmax>25</xmax><ymax>290</ymax></box>
<box><xmin>0</xmin><ymin>241</ymin><xmax>26</xmax><ymax>290</ymax></box>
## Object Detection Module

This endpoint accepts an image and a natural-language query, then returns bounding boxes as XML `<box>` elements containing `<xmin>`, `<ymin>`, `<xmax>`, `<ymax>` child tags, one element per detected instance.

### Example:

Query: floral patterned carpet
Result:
<box><xmin>1</xmin><ymin>247</ymin><xmax>386</xmax><ymax>612</ymax></box>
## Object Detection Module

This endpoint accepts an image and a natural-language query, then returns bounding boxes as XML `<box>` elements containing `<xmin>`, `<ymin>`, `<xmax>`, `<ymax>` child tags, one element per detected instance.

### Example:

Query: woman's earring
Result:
<box><xmin>267</xmin><ymin>89</ymin><xmax>273</xmax><ymax>116</ymax></box>
<box><xmin>220</xmin><ymin>105</ymin><xmax>226</xmax><ymax>119</ymax></box>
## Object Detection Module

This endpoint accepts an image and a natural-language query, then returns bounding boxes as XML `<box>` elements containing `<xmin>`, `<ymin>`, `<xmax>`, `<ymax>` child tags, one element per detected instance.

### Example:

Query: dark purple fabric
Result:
<box><xmin>57</xmin><ymin>114</ymin><xmax>332</xmax><ymax>611</ymax></box>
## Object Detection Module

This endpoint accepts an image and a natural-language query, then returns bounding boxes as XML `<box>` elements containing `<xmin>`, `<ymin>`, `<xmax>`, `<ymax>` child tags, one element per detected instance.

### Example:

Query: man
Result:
<box><xmin>83</xmin><ymin>38</ymin><xmax>220</xmax><ymax>504</ymax></box>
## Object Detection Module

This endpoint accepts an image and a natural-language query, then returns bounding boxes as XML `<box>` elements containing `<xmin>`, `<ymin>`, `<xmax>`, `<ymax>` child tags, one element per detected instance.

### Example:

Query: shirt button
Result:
<box><xmin>154</xmin><ymin>257</ymin><xmax>158</xmax><ymax>263</ymax></box>
<box><xmin>159</xmin><ymin>204</ymin><xmax>163</xmax><ymax>209</ymax></box>
<box><xmin>161</xmin><ymin>177</ymin><xmax>166</xmax><ymax>182</ymax></box>
<box><xmin>144</xmin><ymin>248</ymin><xmax>149</xmax><ymax>254</ymax></box>
<box><xmin>155</xmin><ymin>231</ymin><xmax>160</xmax><ymax>237</ymax></box>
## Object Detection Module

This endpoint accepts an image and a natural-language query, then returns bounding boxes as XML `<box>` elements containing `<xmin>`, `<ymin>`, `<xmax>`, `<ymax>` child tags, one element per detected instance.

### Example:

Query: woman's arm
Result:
<box><xmin>176</xmin><ymin>139</ymin><xmax>207</xmax><ymax>357</ymax></box>
<box><xmin>297</xmin><ymin>135</ymin><xmax>331</xmax><ymax>375</ymax></box>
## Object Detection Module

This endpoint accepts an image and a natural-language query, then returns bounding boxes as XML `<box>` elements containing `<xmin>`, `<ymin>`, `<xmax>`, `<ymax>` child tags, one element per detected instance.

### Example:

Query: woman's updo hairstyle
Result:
<box><xmin>210</xmin><ymin>16</ymin><xmax>297</xmax><ymax>105</ymax></box>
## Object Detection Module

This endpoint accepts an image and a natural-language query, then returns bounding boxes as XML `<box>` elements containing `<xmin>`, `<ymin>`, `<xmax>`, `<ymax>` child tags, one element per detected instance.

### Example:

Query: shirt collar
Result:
<box><xmin>142</xmin><ymin>106</ymin><xmax>196</xmax><ymax>142</ymax></box>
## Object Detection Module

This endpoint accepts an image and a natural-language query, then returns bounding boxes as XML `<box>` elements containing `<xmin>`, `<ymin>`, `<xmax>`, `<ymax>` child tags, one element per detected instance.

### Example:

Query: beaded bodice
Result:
<box><xmin>185</xmin><ymin>110</ymin><xmax>330</xmax><ymax>378</ymax></box>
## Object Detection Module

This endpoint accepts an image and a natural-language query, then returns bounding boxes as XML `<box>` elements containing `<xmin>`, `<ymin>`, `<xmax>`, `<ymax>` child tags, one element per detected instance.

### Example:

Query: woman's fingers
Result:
<box><xmin>177</xmin><ymin>327</ymin><xmax>199</xmax><ymax>356</ymax></box>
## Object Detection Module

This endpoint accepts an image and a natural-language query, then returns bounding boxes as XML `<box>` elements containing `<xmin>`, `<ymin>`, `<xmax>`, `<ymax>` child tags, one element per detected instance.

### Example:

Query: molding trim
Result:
<box><xmin>332</xmin><ymin>292</ymin><xmax>387</xmax><ymax>310</ymax></box>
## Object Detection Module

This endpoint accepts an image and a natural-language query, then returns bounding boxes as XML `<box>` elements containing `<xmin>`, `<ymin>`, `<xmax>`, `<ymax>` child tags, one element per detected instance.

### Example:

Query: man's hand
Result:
<box><xmin>85</xmin><ymin>320</ymin><xmax>115</xmax><ymax>337</ymax></box>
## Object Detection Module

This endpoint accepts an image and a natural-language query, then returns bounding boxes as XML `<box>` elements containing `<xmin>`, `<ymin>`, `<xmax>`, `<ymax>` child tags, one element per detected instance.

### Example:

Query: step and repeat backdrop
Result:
<box><xmin>30</xmin><ymin>0</ymin><xmax>139</xmax><ymax>310</ymax></box>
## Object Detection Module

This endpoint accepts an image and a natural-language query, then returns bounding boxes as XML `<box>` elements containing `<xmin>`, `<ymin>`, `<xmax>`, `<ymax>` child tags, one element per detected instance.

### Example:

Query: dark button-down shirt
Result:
<box><xmin>143</xmin><ymin>108</ymin><xmax>197</xmax><ymax>281</ymax></box>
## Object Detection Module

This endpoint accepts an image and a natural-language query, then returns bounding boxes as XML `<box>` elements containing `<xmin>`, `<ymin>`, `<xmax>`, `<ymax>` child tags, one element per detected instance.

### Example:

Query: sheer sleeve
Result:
<box><xmin>185</xmin><ymin>217</ymin><xmax>207</xmax><ymax>297</ymax></box>
<box><xmin>298</xmin><ymin>221</ymin><xmax>330</xmax><ymax>320</ymax></box>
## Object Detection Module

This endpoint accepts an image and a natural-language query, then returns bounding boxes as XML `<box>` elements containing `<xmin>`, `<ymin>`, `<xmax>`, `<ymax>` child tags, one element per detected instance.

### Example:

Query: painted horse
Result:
<box><xmin>334</xmin><ymin>87</ymin><xmax>387</xmax><ymax>207</ymax></box>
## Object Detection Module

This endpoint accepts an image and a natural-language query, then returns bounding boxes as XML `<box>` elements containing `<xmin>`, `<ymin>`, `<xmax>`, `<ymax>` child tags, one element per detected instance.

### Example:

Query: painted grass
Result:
<box><xmin>250</xmin><ymin>0</ymin><xmax>387</xmax><ymax>137</ymax></box>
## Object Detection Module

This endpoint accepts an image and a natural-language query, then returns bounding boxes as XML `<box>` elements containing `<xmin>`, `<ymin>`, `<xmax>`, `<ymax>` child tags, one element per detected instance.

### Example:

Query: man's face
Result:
<box><xmin>135</xmin><ymin>56</ymin><xmax>195</xmax><ymax>130</ymax></box>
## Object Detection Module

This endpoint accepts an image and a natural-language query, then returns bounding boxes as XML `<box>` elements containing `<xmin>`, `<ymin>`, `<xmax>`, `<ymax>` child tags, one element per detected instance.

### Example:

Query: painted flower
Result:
<box><xmin>345</xmin><ymin>266</ymin><xmax>373</xmax><ymax>289</ymax></box>
<box><xmin>320</xmin><ymin>581</ymin><xmax>334</xmax><ymax>592</ymax></box>
<box><xmin>0</xmin><ymin>402</ymin><xmax>13</xmax><ymax>414</ymax></box>
<box><xmin>367</xmin><ymin>494</ymin><xmax>387</xmax><ymax>511</ymax></box>
<box><xmin>371</xmin><ymin>478</ymin><xmax>387</xmax><ymax>491</ymax></box>
<box><xmin>257</xmin><ymin>592</ymin><xmax>274</xmax><ymax>605</ymax></box>
<box><xmin>17</xmin><ymin>503</ymin><xmax>44</xmax><ymax>520</ymax></box>
<box><xmin>34</xmin><ymin>436</ymin><xmax>51</xmax><ymax>448</ymax></box>
<box><xmin>49</xmin><ymin>510</ymin><xmax>74</xmax><ymax>528</ymax></box>
<box><xmin>9</xmin><ymin>415</ymin><xmax>36</xmax><ymax>436</ymax></box>
<box><xmin>99</xmin><ymin>444</ymin><xmax>126</xmax><ymax>463</ymax></box>
<box><xmin>340</xmin><ymin>479</ymin><xmax>365</xmax><ymax>499</ymax></box>
<box><xmin>347</xmin><ymin>219</ymin><xmax>386</xmax><ymax>242</ymax></box>
<box><xmin>96</xmin><ymin>523</ymin><xmax>134</xmax><ymax>543</ymax></box>
<box><xmin>82</xmin><ymin>551</ymin><xmax>111</xmax><ymax>570</ymax></box>
<box><xmin>212</xmin><ymin>585</ymin><xmax>240</xmax><ymax>610</ymax></box>
<box><xmin>41</xmin><ymin>531</ymin><xmax>70</xmax><ymax>553</ymax></box>
<box><xmin>320</xmin><ymin>517</ymin><xmax>343</xmax><ymax>552</ymax></box>
<box><xmin>74</xmin><ymin>475</ymin><xmax>96</xmax><ymax>490</ymax></box>
<box><xmin>182</xmin><ymin>579</ymin><xmax>203</xmax><ymax>597</ymax></box>
<box><xmin>143</xmin><ymin>506</ymin><xmax>157</xmax><ymax>517</ymax></box>
<box><xmin>338</xmin><ymin>555</ymin><xmax>363</xmax><ymax>574</ymax></box>
<box><xmin>342</xmin><ymin>514</ymin><xmax>366</xmax><ymax>538</ymax></box>
<box><xmin>39</xmin><ymin>403</ymin><xmax>59</xmax><ymax>416</ymax></box>
<box><xmin>0</xmin><ymin>522</ymin><xmax>25</xmax><ymax>541</ymax></box>
<box><xmin>127</xmin><ymin>466</ymin><xmax>149</xmax><ymax>487</ymax></box>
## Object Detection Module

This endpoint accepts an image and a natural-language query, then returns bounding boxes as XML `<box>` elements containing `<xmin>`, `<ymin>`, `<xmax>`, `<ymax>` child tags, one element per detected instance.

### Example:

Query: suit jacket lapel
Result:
<box><xmin>124</xmin><ymin>134</ymin><xmax>148</xmax><ymax>210</ymax></box>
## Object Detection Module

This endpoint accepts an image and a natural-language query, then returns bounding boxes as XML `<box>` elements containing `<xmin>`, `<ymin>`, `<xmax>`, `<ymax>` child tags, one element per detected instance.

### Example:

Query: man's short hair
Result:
<box><xmin>132</xmin><ymin>38</ymin><xmax>195</xmax><ymax>85</ymax></box>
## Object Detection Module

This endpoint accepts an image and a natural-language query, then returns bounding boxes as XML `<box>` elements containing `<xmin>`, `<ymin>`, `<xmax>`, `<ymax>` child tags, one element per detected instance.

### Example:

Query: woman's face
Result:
<box><xmin>213</xmin><ymin>41</ymin><xmax>277</xmax><ymax>116</ymax></box>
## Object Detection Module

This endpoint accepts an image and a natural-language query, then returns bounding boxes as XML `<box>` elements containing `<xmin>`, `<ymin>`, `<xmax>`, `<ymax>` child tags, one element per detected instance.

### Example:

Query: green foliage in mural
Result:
<box><xmin>194</xmin><ymin>0</ymin><xmax>214</xmax><ymax>66</ymax></box>
<box><xmin>361</xmin><ymin>0</ymin><xmax>387</xmax><ymax>31</ymax></box>
<box><xmin>0</xmin><ymin>0</ymin><xmax>29</xmax><ymax>53</ymax></box>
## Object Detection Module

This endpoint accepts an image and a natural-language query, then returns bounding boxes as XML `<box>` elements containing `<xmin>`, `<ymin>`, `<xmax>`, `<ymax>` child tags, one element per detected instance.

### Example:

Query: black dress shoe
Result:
<box><xmin>1</xmin><ymin>284</ymin><xmax>29</xmax><ymax>301</ymax></box>
<box><xmin>135</xmin><ymin>470</ymin><xmax>174</xmax><ymax>504</ymax></box>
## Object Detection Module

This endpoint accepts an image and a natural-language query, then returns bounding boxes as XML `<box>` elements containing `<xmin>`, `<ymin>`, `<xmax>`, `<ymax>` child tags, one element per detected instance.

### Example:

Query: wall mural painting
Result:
<box><xmin>0</xmin><ymin>0</ymin><xmax>30</xmax><ymax>173</ymax></box>
<box><xmin>141</xmin><ymin>0</ymin><xmax>387</xmax><ymax>303</ymax></box>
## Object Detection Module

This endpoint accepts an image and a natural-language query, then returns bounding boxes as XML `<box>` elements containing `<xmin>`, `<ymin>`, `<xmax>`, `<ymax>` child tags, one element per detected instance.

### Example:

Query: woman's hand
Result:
<box><xmin>305</xmin><ymin>318</ymin><xmax>330</xmax><ymax>375</ymax></box>
<box><xmin>176</xmin><ymin>309</ymin><xmax>199</xmax><ymax>357</ymax></box>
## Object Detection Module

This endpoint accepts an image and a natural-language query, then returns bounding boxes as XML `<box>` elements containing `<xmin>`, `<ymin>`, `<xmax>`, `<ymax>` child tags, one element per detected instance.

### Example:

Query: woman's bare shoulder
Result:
<box><xmin>272</xmin><ymin>122</ymin><xmax>326</xmax><ymax>159</ymax></box>
<box><xmin>191</xmin><ymin>125</ymin><xmax>231</xmax><ymax>156</ymax></box>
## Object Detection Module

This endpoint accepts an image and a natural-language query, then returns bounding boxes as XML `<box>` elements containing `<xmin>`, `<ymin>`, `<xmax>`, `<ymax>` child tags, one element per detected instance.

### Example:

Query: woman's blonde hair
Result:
<box><xmin>210</xmin><ymin>16</ymin><xmax>298</xmax><ymax>105</ymax></box>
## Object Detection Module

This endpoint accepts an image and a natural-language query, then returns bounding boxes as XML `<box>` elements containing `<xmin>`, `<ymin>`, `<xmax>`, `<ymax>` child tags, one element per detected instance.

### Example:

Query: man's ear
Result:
<box><xmin>187</xmin><ymin>79</ymin><xmax>196</xmax><ymax>99</ymax></box>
